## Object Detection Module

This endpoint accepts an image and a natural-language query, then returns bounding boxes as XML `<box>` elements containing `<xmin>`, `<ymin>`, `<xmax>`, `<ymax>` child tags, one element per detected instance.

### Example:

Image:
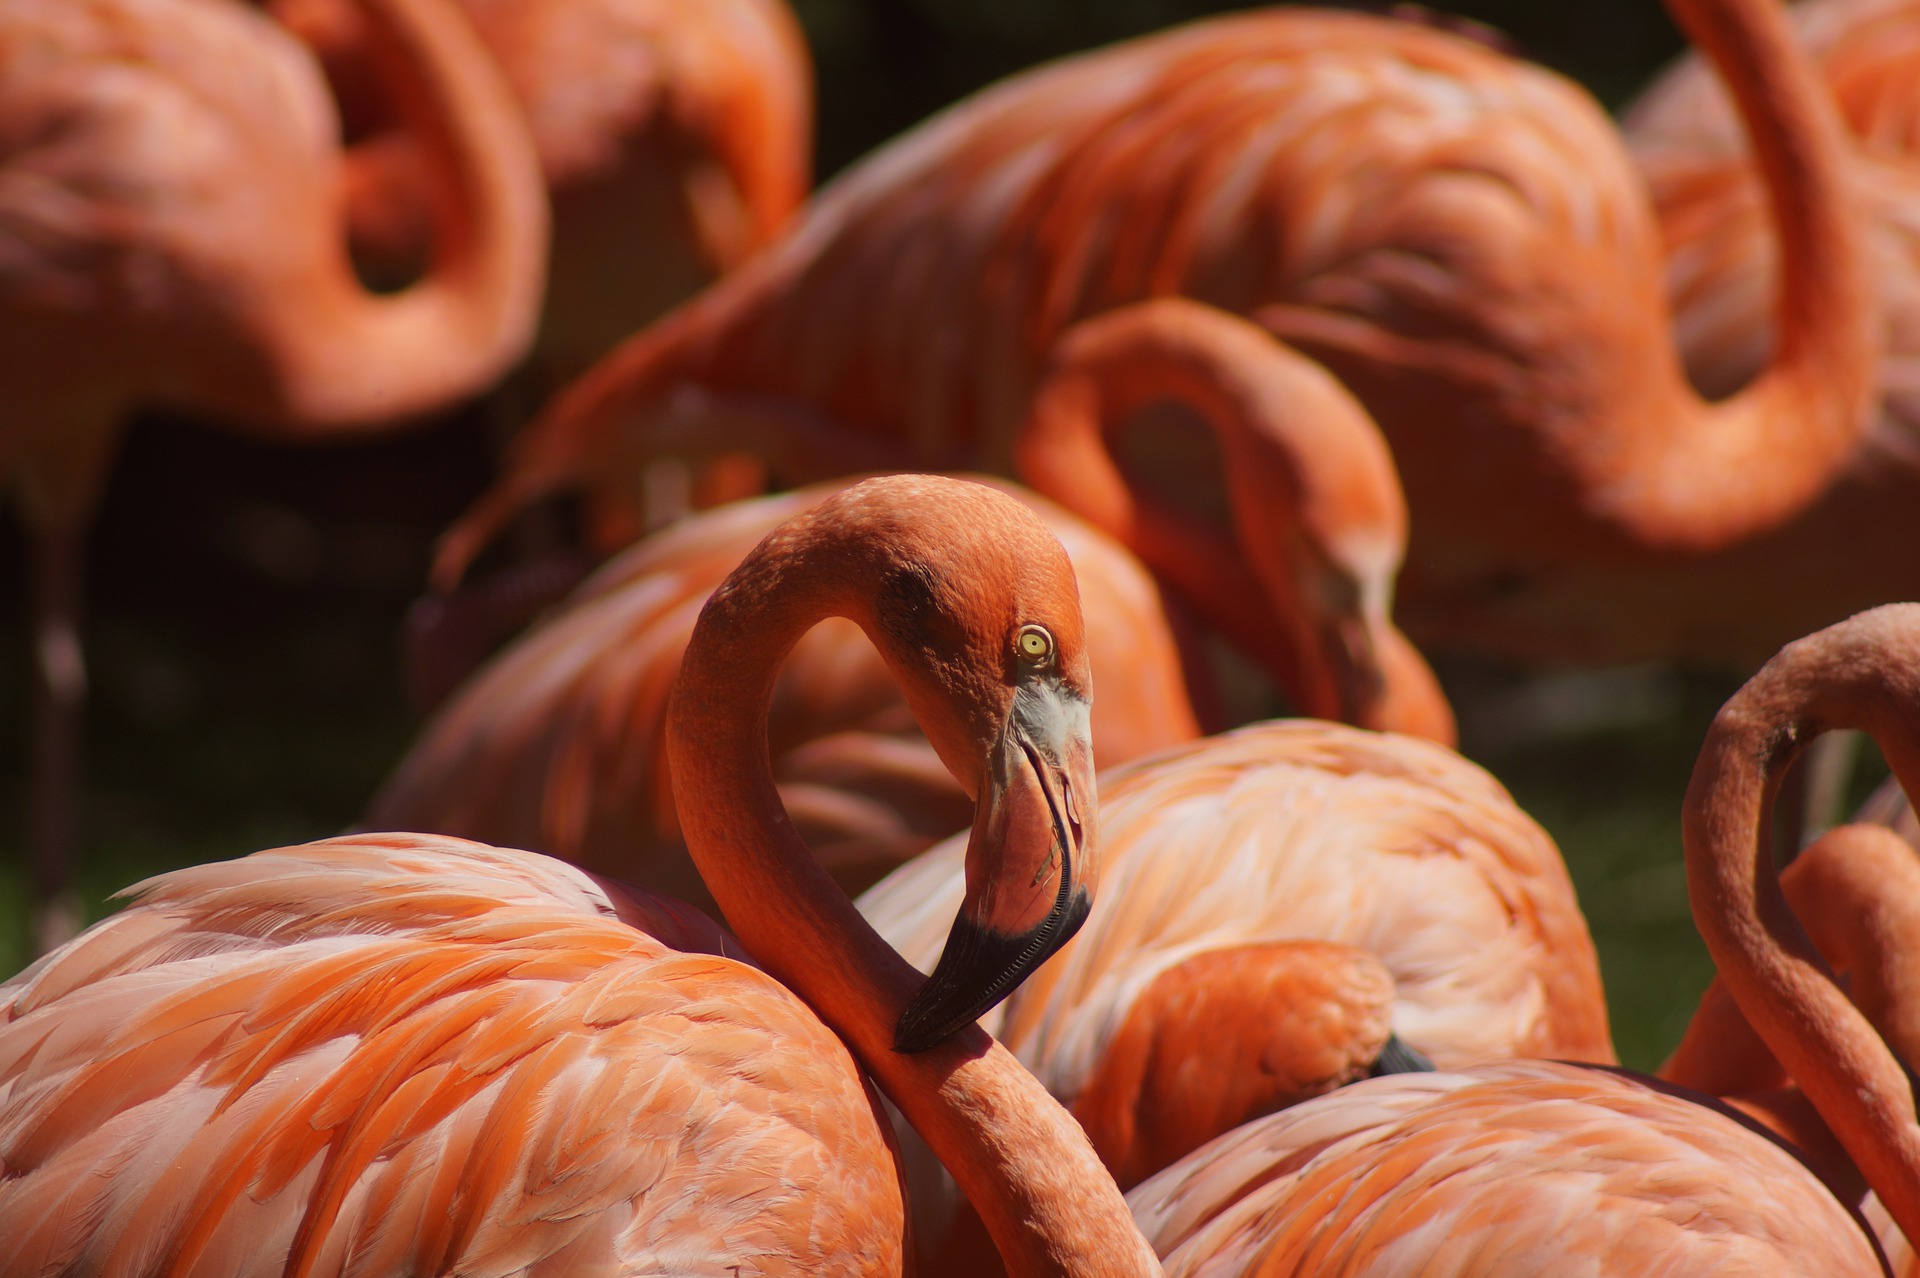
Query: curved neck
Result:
<box><xmin>1614</xmin><ymin>0</ymin><xmax>1876</xmax><ymax>549</ymax></box>
<box><xmin>1669</xmin><ymin>821</ymin><xmax>1920</xmax><ymax>1100</ymax></box>
<box><xmin>662</xmin><ymin>0</ymin><xmax>814</xmax><ymax>263</ymax></box>
<box><xmin>1014</xmin><ymin>299</ymin><xmax>1447</xmax><ymax>738</ymax></box>
<box><xmin>665</xmin><ymin>524</ymin><xmax>1156</xmax><ymax>1277</ymax></box>
<box><xmin>1683</xmin><ymin>606</ymin><xmax>1920</xmax><ymax>1244</ymax></box>
<box><xmin>262</xmin><ymin>0</ymin><xmax>548</xmax><ymax>428</ymax></box>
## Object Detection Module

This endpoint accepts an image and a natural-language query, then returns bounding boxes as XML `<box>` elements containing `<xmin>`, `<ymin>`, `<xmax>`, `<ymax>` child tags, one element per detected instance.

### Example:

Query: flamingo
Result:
<box><xmin>0</xmin><ymin>475</ymin><xmax>1159</xmax><ymax>1275</ymax></box>
<box><xmin>432</xmin><ymin>0</ymin><xmax>1875</xmax><ymax>675</ymax></box>
<box><xmin>262</xmin><ymin>0</ymin><xmax>813</xmax><ymax>383</ymax></box>
<box><xmin>1621</xmin><ymin>0</ymin><xmax>1920</xmax><ymax>836</ymax></box>
<box><xmin>1113</xmin><ymin>605</ymin><xmax>1920</xmax><ymax>1275</ymax></box>
<box><xmin>1583</xmin><ymin>0</ymin><xmax>1920</xmax><ymax>668</ymax></box>
<box><xmin>859</xmin><ymin>718</ymin><xmax>1611</xmax><ymax>1254</ymax></box>
<box><xmin>0</xmin><ymin>0</ymin><xmax>547</xmax><ymax>950</ymax></box>
<box><xmin>368</xmin><ymin>474</ymin><xmax>1204</xmax><ymax>912</ymax></box>
<box><xmin>435</xmin><ymin>298</ymin><xmax>1455</xmax><ymax>743</ymax></box>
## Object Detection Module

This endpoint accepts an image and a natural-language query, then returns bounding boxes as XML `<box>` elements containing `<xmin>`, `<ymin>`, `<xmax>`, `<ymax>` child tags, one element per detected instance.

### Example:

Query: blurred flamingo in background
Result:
<box><xmin>434</xmin><ymin>0</ymin><xmax>1875</xmax><ymax>680</ymax></box>
<box><xmin>263</xmin><ymin>0</ymin><xmax>813</xmax><ymax>384</ymax></box>
<box><xmin>435</xmin><ymin>298</ymin><xmax>1458</xmax><ymax>743</ymax></box>
<box><xmin>1116</xmin><ymin>605</ymin><xmax>1920</xmax><ymax>1276</ymax></box>
<box><xmin>862</xmin><ymin>719</ymin><xmax>1610</xmax><ymax>1259</ymax></box>
<box><xmin>1610</xmin><ymin>0</ymin><xmax>1920</xmax><ymax>668</ymax></box>
<box><xmin>370</xmin><ymin>300</ymin><xmax>1460</xmax><ymax>910</ymax></box>
<box><xmin>0</xmin><ymin>476</ymin><xmax>1160</xmax><ymax>1275</ymax></box>
<box><xmin>1626</xmin><ymin>0</ymin><xmax>1920</xmax><ymax>839</ymax></box>
<box><xmin>369</xmin><ymin>475</ymin><xmax>1204</xmax><ymax>911</ymax></box>
<box><xmin>0</xmin><ymin>0</ymin><xmax>547</xmax><ymax>950</ymax></box>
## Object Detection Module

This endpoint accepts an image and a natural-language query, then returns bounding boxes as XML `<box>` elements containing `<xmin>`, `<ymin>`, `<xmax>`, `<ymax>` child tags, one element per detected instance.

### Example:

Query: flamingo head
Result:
<box><xmin>816</xmin><ymin>477</ymin><xmax>1100</xmax><ymax>1053</ymax></box>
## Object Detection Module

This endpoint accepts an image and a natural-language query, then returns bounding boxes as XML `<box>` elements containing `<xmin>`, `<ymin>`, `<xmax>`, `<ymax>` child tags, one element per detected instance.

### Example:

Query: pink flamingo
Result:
<box><xmin>1661</xmin><ymin>820</ymin><xmax>1920</xmax><ymax>1268</ymax></box>
<box><xmin>862</xmin><ymin>719</ymin><xmax>1610</xmax><ymax>1256</ymax></box>
<box><xmin>1589</xmin><ymin>0</ymin><xmax>1920</xmax><ymax>668</ymax></box>
<box><xmin>1118</xmin><ymin>605</ymin><xmax>1920</xmax><ymax>1274</ymax></box>
<box><xmin>0</xmin><ymin>0</ymin><xmax>547</xmax><ymax>949</ymax></box>
<box><xmin>368</xmin><ymin>475</ymin><xmax>1202</xmax><ymax>911</ymax></box>
<box><xmin>0</xmin><ymin>475</ymin><xmax>1157</xmax><ymax>1275</ymax></box>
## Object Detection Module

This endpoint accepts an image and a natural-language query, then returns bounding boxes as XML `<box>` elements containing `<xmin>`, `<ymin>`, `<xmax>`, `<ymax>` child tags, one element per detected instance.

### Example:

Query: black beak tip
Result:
<box><xmin>891</xmin><ymin>887</ymin><xmax>1093</xmax><ymax>1055</ymax></box>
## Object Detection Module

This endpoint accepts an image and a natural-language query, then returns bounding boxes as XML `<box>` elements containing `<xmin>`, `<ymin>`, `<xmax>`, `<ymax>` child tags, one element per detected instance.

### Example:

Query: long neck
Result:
<box><xmin>1683</xmin><ymin>606</ymin><xmax>1920</xmax><ymax>1244</ymax></box>
<box><xmin>662</xmin><ymin>0</ymin><xmax>814</xmax><ymax>263</ymax></box>
<box><xmin>666</xmin><ymin>540</ymin><xmax>1157</xmax><ymax>1277</ymax></box>
<box><xmin>257</xmin><ymin>0</ymin><xmax>548</xmax><ymax>429</ymax></box>
<box><xmin>1608</xmin><ymin>0</ymin><xmax>1877</xmax><ymax>550</ymax></box>
<box><xmin>1015</xmin><ymin>299</ymin><xmax>1448</xmax><ymax>738</ymax></box>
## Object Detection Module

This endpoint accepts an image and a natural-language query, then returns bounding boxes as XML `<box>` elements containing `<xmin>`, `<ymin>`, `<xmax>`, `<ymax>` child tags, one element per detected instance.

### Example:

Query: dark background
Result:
<box><xmin>0</xmin><ymin>0</ymin><xmax>1823</xmax><ymax>1068</ymax></box>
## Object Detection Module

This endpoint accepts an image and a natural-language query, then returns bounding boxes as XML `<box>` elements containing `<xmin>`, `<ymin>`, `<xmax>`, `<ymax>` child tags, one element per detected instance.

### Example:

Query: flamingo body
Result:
<box><xmin>1105</xmin><ymin>608</ymin><xmax>1920</xmax><ymax>1274</ymax></box>
<box><xmin>371</xmin><ymin>477</ymin><xmax>1200</xmax><ymax>909</ymax></box>
<box><xmin>1585</xmin><ymin>0</ymin><xmax>1920</xmax><ymax>664</ymax></box>
<box><xmin>449</xmin><ymin>0</ymin><xmax>1872</xmax><ymax>669</ymax></box>
<box><xmin>0</xmin><ymin>834</ymin><xmax>905</xmax><ymax>1274</ymax></box>
<box><xmin>1128</xmin><ymin>1059</ymin><xmax>1886</xmax><ymax>1276</ymax></box>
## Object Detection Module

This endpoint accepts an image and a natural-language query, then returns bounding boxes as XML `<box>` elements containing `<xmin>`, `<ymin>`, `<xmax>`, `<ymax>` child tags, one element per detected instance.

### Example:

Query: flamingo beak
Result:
<box><xmin>893</xmin><ymin>681</ymin><xmax>1096</xmax><ymax>1052</ymax></box>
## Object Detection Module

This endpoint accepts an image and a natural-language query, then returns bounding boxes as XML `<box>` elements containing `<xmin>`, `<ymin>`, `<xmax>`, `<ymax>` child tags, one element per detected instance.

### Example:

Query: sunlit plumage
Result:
<box><xmin>1115</xmin><ymin>605</ymin><xmax>1920</xmax><ymax>1275</ymax></box>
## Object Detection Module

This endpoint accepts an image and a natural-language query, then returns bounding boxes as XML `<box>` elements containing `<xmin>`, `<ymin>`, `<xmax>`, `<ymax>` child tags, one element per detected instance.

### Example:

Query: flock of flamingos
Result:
<box><xmin>8</xmin><ymin>0</ymin><xmax>1920</xmax><ymax>1270</ymax></box>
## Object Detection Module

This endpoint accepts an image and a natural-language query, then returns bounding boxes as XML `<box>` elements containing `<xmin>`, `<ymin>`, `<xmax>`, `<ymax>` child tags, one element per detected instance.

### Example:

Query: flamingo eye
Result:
<box><xmin>1016</xmin><ymin>625</ymin><xmax>1055</xmax><ymax>666</ymax></box>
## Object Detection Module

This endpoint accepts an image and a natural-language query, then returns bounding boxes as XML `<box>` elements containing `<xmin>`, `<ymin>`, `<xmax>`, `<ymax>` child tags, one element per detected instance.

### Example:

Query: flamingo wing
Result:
<box><xmin>0</xmin><ymin>833</ymin><xmax>904</xmax><ymax>1276</ymax></box>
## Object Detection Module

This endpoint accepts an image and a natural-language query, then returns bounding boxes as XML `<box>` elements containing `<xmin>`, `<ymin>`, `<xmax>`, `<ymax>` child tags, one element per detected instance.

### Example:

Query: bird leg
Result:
<box><xmin>27</xmin><ymin>522</ymin><xmax>87</xmax><ymax>955</ymax></box>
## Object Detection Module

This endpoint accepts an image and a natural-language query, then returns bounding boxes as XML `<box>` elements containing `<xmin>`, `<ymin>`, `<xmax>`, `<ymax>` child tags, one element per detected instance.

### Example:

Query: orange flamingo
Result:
<box><xmin>263</xmin><ymin>0</ymin><xmax>813</xmax><ymax>382</ymax></box>
<box><xmin>0</xmin><ymin>475</ymin><xmax>1159</xmax><ymax>1275</ymax></box>
<box><xmin>1115</xmin><ymin>605</ymin><xmax>1920</xmax><ymax>1275</ymax></box>
<box><xmin>435</xmin><ymin>0</ymin><xmax>1875</xmax><ymax>674</ymax></box>
<box><xmin>369</xmin><ymin>474</ymin><xmax>1202</xmax><ymax>911</ymax></box>
<box><xmin>1574</xmin><ymin>0</ymin><xmax>1920</xmax><ymax>668</ymax></box>
<box><xmin>0</xmin><ymin>0</ymin><xmax>547</xmax><ymax>950</ymax></box>
<box><xmin>861</xmin><ymin>718</ymin><xmax>1610</xmax><ymax>1249</ymax></box>
<box><xmin>444</xmin><ymin>299</ymin><xmax>1454</xmax><ymax>741</ymax></box>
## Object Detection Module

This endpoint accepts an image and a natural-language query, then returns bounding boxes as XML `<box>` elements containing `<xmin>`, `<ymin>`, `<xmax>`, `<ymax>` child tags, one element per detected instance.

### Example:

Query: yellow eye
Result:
<box><xmin>1017</xmin><ymin>624</ymin><xmax>1054</xmax><ymax>664</ymax></box>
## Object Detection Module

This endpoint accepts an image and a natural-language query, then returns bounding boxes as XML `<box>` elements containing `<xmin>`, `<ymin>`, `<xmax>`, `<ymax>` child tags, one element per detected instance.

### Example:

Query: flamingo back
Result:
<box><xmin>0</xmin><ymin>834</ymin><xmax>906</xmax><ymax>1275</ymax></box>
<box><xmin>1127</xmin><ymin>1059</ymin><xmax>1886</xmax><ymax>1276</ymax></box>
